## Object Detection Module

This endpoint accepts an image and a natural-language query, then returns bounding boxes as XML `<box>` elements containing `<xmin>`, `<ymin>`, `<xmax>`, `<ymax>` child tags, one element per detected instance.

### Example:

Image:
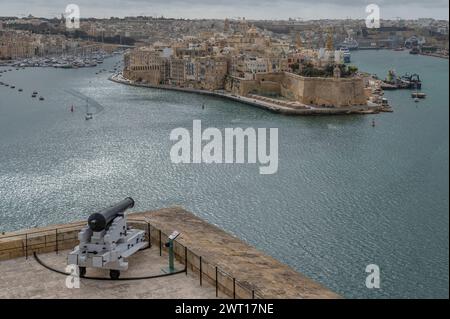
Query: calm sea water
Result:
<box><xmin>0</xmin><ymin>51</ymin><xmax>448</xmax><ymax>298</ymax></box>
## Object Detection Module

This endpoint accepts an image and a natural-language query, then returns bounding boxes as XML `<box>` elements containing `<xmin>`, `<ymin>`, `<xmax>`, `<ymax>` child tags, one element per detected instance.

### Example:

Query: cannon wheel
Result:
<box><xmin>79</xmin><ymin>266</ymin><xmax>86</xmax><ymax>278</ymax></box>
<box><xmin>110</xmin><ymin>270</ymin><xmax>120</xmax><ymax>280</ymax></box>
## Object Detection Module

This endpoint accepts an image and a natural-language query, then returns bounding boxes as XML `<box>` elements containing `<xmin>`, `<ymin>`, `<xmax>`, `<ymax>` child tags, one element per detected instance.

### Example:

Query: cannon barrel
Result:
<box><xmin>88</xmin><ymin>197</ymin><xmax>135</xmax><ymax>232</ymax></box>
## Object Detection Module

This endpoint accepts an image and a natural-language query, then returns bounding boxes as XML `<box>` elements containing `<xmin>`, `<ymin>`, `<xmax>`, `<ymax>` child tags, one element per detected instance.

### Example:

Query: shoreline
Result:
<box><xmin>353</xmin><ymin>48</ymin><xmax>449</xmax><ymax>60</ymax></box>
<box><xmin>109</xmin><ymin>74</ymin><xmax>388</xmax><ymax>116</ymax></box>
<box><xmin>418</xmin><ymin>52</ymin><xmax>449</xmax><ymax>60</ymax></box>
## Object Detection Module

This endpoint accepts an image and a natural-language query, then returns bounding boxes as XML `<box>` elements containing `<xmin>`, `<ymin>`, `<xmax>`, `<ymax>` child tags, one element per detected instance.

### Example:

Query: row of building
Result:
<box><xmin>123</xmin><ymin>23</ymin><xmax>367</xmax><ymax>108</ymax></box>
<box><xmin>0</xmin><ymin>29</ymin><xmax>82</xmax><ymax>60</ymax></box>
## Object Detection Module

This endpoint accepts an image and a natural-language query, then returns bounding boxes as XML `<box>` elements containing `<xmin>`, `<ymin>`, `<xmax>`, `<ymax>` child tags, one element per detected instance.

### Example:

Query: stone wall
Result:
<box><xmin>0</xmin><ymin>223</ymin><xmax>84</xmax><ymax>261</ymax></box>
<box><xmin>123</xmin><ymin>68</ymin><xmax>163</xmax><ymax>85</ymax></box>
<box><xmin>226</xmin><ymin>72</ymin><xmax>367</xmax><ymax>107</ymax></box>
<box><xmin>282</xmin><ymin>72</ymin><xmax>367</xmax><ymax>107</ymax></box>
<box><xmin>133</xmin><ymin>208</ymin><xmax>340</xmax><ymax>299</ymax></box>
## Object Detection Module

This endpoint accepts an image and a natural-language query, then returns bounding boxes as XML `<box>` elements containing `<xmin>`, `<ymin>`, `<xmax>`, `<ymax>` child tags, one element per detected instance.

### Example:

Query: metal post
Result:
<box><xmin>199</xmin><ymin>256</ymin><xmax>202</xmax><ymax>286</ymax></box>
<box><xmin>159</xmin><ymin>230</ymin><xmax>162</xmax><ymax>256</ymax></box>
<box><xmin>55</xmin><ymin>229</ymin><xmax>58</xmax><ymax>254</ymax></box>
<box><xmin>147</xmin><ymin>223</ymin><xmax>151</xmax><ymax>248</ymax></box>
<box><xmin>25</xmin><ymin>233</ymin><xmax>28</xmax><ymax>260</ymax></box>
<box><xmin>168</xmin><ymin>239</ymin><xmax>175</xmax><ymax>272</ymax></box>
<box><xmin>233</xmin><ymin>278</ymin><xmax>236</xmax><ymax>299</ymax></box>
<box><xmin>184</xmin><ymin>246</ymin><xmax>187</xmax><ymax>276</ymax></box>
<box><xmin>184</xmin><ymin>246</ymin><xmax>188</xmax><ymax>275</ymax></box>
<box><xmin>215</xmin><ymin>266</ymin><xmax>218</xmax><ymax>297</ymax></box>
<box><xmin>252</xmin><ymin>290</ymin><xmax>255</xmax><ymax>299</ymax></box>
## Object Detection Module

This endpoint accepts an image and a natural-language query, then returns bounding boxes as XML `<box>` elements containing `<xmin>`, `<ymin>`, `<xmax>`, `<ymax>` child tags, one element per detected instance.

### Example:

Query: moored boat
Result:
<box><xmin>339</xmin><ymin>36</ymin><xmax>359</xmax><ymax>50</ymax></box>
<box><xmin>411</xmin><ymin>92</ymin><xmax>426</xmax><ymax>99</ymax></box>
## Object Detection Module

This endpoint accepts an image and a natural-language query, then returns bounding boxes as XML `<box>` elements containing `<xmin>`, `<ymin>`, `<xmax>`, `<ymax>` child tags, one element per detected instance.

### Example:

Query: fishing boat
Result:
<box><xmin>410</xmin><ymin>47</ymin><xmax>420</xmax><ymax>55</ymax></box>
<box><xmin>85</xmin><ymin>98</ymin><xmax>93</xmax><ymax>120</ymax></box>
<box><xmin>383</xmin><ymin>70</ymin><xmax>422</xmax><ymax>90</ymax></box>
<box><xmin>411</xmin><ymin>92</ymin><xmax>426</xmax><ymax>99</ymax></box>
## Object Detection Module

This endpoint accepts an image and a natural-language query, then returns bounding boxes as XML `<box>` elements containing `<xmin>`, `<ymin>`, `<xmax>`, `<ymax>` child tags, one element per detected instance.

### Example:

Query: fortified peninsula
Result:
<box><xmin>113</xmin><ymin>23</ymin><xmax>391</xmax><ymax>115</ymax></box>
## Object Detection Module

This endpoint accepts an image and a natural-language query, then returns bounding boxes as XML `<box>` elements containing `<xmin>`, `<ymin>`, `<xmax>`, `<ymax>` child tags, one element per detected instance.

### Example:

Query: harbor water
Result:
<box><xmin>0</xmin><ymin>50</ymin><xmax>448</xmax><ymax>298</ymax></box>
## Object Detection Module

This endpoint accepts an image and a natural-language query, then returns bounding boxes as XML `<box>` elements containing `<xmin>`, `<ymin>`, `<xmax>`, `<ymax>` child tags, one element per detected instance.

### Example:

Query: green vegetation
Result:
<box><xmin>297</xmin><ymin>63</ymin><xmax>358</xmax><ymax>78</ymax></box>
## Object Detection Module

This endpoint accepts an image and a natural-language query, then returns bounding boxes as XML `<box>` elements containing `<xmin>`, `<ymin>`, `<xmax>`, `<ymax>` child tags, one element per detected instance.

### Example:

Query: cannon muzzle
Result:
<box><xmin>88</xmin><ymin>197</ymin><xmax>135</xmax><ymax>232</ymax></box>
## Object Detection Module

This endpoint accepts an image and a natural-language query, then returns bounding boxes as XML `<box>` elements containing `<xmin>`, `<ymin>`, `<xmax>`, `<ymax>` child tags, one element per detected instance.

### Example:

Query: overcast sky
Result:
<box><xmin>0</xmin><ymin>0</ymin><xmax>448</xmax><ymax>20</ymax></box>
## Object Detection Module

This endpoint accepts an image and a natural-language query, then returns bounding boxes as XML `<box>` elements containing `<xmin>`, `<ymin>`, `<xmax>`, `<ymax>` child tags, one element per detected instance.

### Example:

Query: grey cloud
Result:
<box><xmin>0</xmin><ymin>0</ymin><xmax>448</xmax><ymax>19</ymax></box>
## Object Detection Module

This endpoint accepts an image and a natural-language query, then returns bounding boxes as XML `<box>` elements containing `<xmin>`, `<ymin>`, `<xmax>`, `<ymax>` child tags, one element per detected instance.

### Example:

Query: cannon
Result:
<box><xmin>87</xmin><ymin>197</ymin><xmax>135</xmax><ymax>232</ymax></box>
<box><xmin>67</xmin><ymin>197</ymin><xmax>147</xmax><ymax>279</ymax></box>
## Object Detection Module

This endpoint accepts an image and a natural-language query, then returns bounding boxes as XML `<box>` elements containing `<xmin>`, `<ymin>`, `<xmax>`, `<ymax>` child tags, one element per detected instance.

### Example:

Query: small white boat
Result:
<box><xmin>411</xmin><ymin>92</ymin><xmax>426</xmax><ymax>99</ymax></box>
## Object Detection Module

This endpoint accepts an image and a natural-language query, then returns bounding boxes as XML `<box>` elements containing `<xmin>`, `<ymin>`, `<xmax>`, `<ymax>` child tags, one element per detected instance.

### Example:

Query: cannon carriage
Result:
<box><xmin>67</xmin><ymin>197</ymin><xmax>147</xmax><ymax>279</ymax></box>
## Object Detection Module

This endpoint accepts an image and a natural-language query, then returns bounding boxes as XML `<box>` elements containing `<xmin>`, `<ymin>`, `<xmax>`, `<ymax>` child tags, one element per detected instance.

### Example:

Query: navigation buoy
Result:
<box><xmin>70</xmin><ymin>105</ymin><xmax>74</xmax><ymax>112</ymax></box>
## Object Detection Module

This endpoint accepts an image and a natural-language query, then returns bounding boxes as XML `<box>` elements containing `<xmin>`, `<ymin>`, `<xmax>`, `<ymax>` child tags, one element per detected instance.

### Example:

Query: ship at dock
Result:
<box><xmin>340</xmin><ymin>47</ymin><xmax>351</xmax><ymax>63</ymax></box>
<box><xmin>339</xmin><ymin>36</ymin><xmax>359</xmax><ymax>51</ymax></box>
<box><xmin>381</xmin><ymin>69</ymin><xmax>422</xmax><ymax>90</ymax></box>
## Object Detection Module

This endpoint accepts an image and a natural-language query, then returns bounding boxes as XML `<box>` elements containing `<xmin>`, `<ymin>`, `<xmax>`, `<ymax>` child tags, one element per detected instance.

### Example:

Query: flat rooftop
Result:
<box><xmin>0</xmin><ymin>247</ymin><xmax>218</xmax><ymax>299</ymax></box>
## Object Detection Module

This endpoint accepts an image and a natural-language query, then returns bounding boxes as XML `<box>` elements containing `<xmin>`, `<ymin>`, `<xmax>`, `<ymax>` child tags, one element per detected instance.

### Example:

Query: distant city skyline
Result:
<box><xmin>0</xmin><ymin>0</ymin><xmax>448</xmax><ymax>20</ymax></box>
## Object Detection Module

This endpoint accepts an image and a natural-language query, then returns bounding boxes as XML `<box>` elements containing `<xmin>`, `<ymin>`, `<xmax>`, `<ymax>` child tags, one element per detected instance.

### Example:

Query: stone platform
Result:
<box><xmin>0</xmin><ymin>207</ymin><xmax>340</xmax><ymax>299</ymax></box>
<box><xmin>0</xmin><ymin>247</ymin><xmax>217</xmax><ymax>299</ymax></box>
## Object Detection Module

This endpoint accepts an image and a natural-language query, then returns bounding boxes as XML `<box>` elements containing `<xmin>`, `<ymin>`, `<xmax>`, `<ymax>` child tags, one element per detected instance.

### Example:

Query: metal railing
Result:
<box><xmin>0</xmin><ymin>222</ymin><xmax>84</xmax><ymax>259</ymax></box>
<box><xmin>0</xmin><ymin>220</ymin><xmax>264</xmax><ymax>299</ymax></box>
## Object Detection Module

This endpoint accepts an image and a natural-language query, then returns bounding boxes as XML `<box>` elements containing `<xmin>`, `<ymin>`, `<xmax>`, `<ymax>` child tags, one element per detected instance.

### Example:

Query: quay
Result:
<box><xmin>0</xmin><ymin>207</ymin><xmax>340</xmax><ymax>299</ymax></box>
<box><xmin>109</xmin><ymin>74</ymin><xmax>389</xmax><ymax>116</ymax></box>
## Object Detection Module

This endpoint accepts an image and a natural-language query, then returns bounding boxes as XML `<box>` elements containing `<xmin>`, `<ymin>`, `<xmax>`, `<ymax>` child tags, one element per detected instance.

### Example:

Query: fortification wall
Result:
<box><xmin>281</xmin><ymin>72</ymin><xmax>367</xmax><ymax>107</ymax></box>
<box><xmin>227</xmin><ymin>72</ymin><xmax>367</xmax><ymax>107</ymax></box>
